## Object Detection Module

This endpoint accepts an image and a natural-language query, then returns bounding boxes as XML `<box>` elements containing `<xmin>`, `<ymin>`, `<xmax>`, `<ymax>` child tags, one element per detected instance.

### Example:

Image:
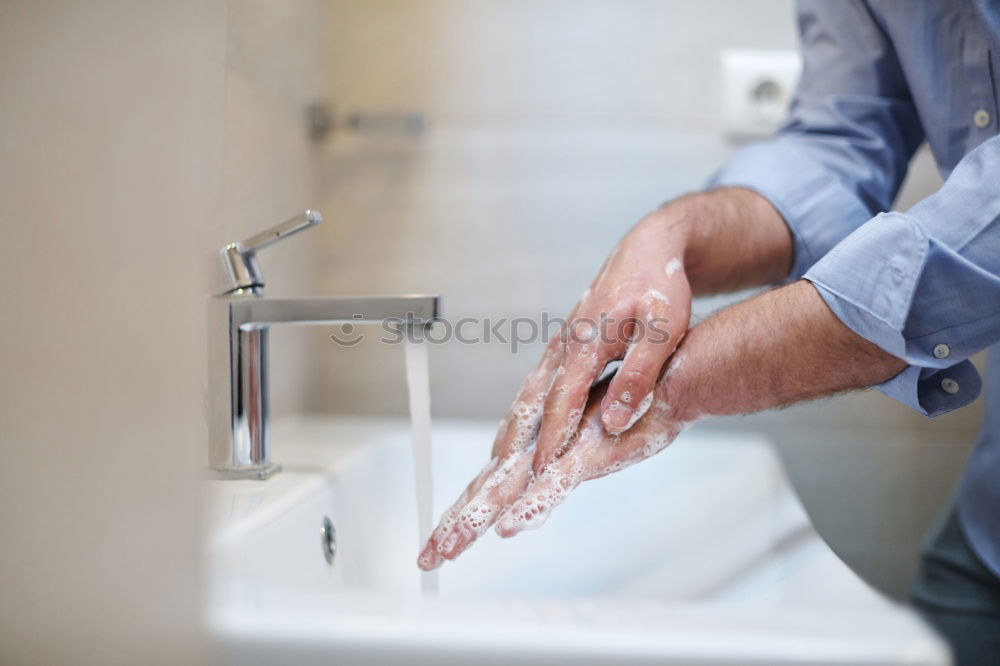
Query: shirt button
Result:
<box><xmin>941</xmin><ymin>378</ymin><xmax>960</xmax><ymax>395</ymax></box>
<box><xmin>933</xmin><ymin>343</ymin><xmax>951</xmax><ymax>359</ymax></box>
<box><xmin>974</xmin><ymin>109</ymin><xmax>991</xmax><ymax>128</ymax></box>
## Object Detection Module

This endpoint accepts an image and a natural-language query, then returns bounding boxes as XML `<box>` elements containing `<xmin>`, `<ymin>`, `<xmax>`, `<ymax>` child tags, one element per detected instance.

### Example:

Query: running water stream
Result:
<box><xmin>404</xmin><ymin>331</ymin><xmax>438</xmax><ymax>594</ymax></box>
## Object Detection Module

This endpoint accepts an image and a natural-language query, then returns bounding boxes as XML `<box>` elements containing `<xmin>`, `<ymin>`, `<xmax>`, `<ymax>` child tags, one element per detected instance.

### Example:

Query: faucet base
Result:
<box><xmin>210</xmin><ymin>463</ymin><xmax>282</xmax><ymax>481</ymax></box>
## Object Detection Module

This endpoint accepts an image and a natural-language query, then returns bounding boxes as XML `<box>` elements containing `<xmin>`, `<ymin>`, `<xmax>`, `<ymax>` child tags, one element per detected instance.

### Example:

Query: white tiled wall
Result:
<box><xmin>0</xmin><ymin>1</ymin><xmax>328</xmax><ymax>662</ymax></box>
<box><xmin>308</xmin><ymin>0</ymin><xmax>977</xmax><ymax>598</ymax></box>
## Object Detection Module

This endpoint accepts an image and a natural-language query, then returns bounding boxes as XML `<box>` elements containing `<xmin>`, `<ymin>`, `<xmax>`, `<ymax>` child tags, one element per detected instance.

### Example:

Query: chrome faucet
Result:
<box><xmin>207</xmin><ymin>211</ymin><xmax>440</xmax><ymax>479</ymax></box>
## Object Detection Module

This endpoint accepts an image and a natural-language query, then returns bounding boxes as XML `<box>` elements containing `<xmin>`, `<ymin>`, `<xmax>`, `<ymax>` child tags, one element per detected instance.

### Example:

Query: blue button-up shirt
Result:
<box><xmin>710</xmin><ymin>0</ymin><xmax>1000</xmax><ymax>576</ymax></box>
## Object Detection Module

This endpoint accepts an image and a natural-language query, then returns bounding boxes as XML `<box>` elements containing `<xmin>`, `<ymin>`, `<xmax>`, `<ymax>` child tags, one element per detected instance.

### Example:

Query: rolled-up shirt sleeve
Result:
<box><xmin>708</xmin><ymin>0</ymin><xmax>924</xmax><ymax>280</ymax></box>
<box><xmin>805</xmin><ymin>135</ymin><xmax>1000</xmax><ymax>416</ymax></box>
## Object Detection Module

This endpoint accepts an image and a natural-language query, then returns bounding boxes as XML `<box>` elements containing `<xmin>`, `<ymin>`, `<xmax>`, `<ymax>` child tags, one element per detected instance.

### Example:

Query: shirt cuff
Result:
<box><xmin>707</xmin><ymin>141</ymin><xmax>874</xmax><ymax>281</ymax></box>
<box><xmin>811</xmin><ymin>282</ymin><xmax>980</xmax><ymax>416</ymax></box>
<box><xmin>804</xmin><ymin>211</ymin><xmax>985</xmax><ymax>416</ymax></box>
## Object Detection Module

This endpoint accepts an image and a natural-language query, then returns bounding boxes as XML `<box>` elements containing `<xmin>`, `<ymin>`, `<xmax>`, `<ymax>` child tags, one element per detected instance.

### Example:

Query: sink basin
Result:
<box><xmin>206</xmin><ymin>416</ymin><xmax>948</xmax><ymax>665</ymax></box>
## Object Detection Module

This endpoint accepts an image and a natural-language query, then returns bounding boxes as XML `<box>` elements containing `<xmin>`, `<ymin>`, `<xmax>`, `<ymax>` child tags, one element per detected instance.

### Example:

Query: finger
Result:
<box><xmin>435</xmin><ymin>451</ymin><xmax>534</xmax><ymax>562</ymax></box>
<box><xmin>419</xmin><ymin>309</ymin><xmax>579</xmax><ymax>570</ymax></box>
<box><xmin>495</xmin><ymin>454</ymin><xmax>583</xmax><ymax>538</ymax></box>
<box><xmin>418</xmin><ymin>455</ymin><xmax>501</xmax><ymax>570</ymax></box>
<box><xmin>496</xmin><ymin>415</ymin><xmax>602</xmax><ymax>538</ymax></box>
<box><xmin>490</xmin><ymin>333</ymin><xmax>565</xmax><ymax>460</ymax></box>
<box><xmin>497</xmin><ymin>404</ymin><xmax>681</xmax><ymax>539</ymax></box>
<box><xmin>601</xmin><ymin>295</ymin><xmax>686</xmax><ymax>434</ymax></box>
<box><xmin>417</xmin><ymin>539</ymin><xmax>445</xmax><ymax>571</ymax></box>
<box><xmin>530</xmin><ymin>317</ymin><xmax>627</xmax><ymax>475</ymax></box>
<box><xmin>589</xmin><ymin>403</ymin><xmax>681</xmax><ymax>481</ymax></box>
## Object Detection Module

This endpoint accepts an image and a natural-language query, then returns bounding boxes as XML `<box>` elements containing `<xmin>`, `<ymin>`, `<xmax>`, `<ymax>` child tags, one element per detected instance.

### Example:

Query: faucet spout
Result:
<box><xmin>232</xmin><ymin>295</ymin><xmax>440</xmax><ymax>329</ymax></box>
<box><xmin>206</xmin><ymin>211</ymin><xmax>441</xmax><ymax>479</ymax></box>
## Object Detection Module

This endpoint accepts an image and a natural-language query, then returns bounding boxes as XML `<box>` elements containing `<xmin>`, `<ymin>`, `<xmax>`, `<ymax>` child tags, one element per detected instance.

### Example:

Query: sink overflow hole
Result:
<box><xmin>321</xmin><ymin>516</ymin><xmax>336</xmax><ymax>566</ymax></box>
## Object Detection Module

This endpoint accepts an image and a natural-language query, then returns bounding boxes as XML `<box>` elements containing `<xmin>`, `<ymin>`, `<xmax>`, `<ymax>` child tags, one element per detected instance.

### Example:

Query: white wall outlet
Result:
<box><xmin>721</xmin><ymin>49</ymin><xmax>801</xmax><ymax>141</ymax></box>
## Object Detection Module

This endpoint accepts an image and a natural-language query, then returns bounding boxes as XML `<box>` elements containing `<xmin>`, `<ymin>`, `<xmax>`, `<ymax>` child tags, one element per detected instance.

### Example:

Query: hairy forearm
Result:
<box><xmin>664</xmin><ymin>280</ymin><xmax>907</xmax><ymax>422</ymax></box>
<box><xmin>643</xmin><ymin>187</ymin><xmax>793</xmax><ymax>295</ymax></box>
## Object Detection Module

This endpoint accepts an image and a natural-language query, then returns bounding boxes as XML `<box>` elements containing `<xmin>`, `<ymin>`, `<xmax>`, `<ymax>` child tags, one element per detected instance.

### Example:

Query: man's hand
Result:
<box><xmin>522</xmin><ymin>199</ymin><xmax>697</xmax><ymax>478</ymax></box>
<box><xmin>417</xmin><ymin>371</ymin><xmax>687</xmax><ymax>570</ymax></box>
<box><xmin>419</xmin><ymin>188</ymin><xmax>794</xmax><ymax>569</ymax></box>
<box><xmin>418</xmin><ymin>280</ymin><xmax>907</xmax><ymax>570</ymax></box>
<box><xmin>521</xmin><ymin>188</ymin><xmax>792</xmax><ymax>476</ymax></box>
<box><xmin>494</xmin><ymin>373</ymin><xmax>687</xmax><ymax>539</ymax></box>
<box><xmin>416</xmin><ymin>200</ymin><xmax>697</xmax><ymax>570</ymax></box>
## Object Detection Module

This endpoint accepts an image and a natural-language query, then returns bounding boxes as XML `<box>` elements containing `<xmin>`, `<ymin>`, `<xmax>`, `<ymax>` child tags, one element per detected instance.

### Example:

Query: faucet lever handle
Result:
<box><xmin>221</xmin><ymin>210</ymin><xmax>323</xmax><ymax>292</ymax></box>
<box><xmin>237</xmin><ymin>210</ymin><xmax>322</xmax><ymax>254</ymax></box>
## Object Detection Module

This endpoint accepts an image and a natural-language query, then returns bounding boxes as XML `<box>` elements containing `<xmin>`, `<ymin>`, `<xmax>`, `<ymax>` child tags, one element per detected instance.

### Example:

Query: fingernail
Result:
<box><xmin>603</xmin><ymin>401</ymin><xmax>633</xmax><ymax>434</ymax></box>
<box><xmin>495</xmin><ymin>512</ymin><xmax>518</xmax><ymax>538</ymax></box>
<box><xmin>417</xmin><ymin>543</ymin><xmax>442</xmax><ymax>570</ymax></box>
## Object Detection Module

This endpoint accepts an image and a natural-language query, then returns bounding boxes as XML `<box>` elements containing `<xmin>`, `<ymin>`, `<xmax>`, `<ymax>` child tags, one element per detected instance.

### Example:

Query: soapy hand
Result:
<box><xmin>417</xmin><ymin>365</ymin><xmax>688</xmax><ymax>570</ymax></box>
<box><xmin>417</xmin><ymin>203</ymin><xmax>697</xmax><ymax>570</ymax></box>
<box><xmin>524</xmin><ymin>205</ymin><xmax>694</xmax><ymax>478</ymax></box>
<box><xmin>418</xmin><ymin>189</ymin><xmax>793</xmax><ymax>569</ymax></box>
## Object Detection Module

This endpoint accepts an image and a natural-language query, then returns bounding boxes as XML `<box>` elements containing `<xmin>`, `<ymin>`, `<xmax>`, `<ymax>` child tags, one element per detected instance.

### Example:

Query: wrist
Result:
<box><xmin>631</xmin><ymin>197</ymin><xmax>696</xmax><ymax>263</ymax></box>
<box><xmin>646</xmin><ymin>188</ymin><xmax>793</xmax><ymax>293</ymax></box>
<box><xmin>658</xmin><ymin>343</ymin><xmax>701</xmax><ymax>426</ymax></box>
<box><xmin>644</xmin><ymin>190</ymin><xmax>754</xmax><ymax>275</ymax></box>
<box><xmin>641</xmin><ymin>194</ymin><xmax>701</xmax><ymax>265</ymax></box>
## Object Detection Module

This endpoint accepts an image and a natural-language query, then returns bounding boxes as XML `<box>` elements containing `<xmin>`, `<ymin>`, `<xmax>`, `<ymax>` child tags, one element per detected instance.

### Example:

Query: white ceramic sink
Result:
<box><xmin>206</xmin><ymin>416</ymin><xmax>948</xmax><ymax>665</ymax></box>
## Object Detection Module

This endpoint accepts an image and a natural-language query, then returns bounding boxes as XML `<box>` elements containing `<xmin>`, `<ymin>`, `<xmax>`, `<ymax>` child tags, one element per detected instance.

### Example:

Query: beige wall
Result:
<box><xmin>0</xmin><ymin>1</ymin><xmax>328</xmax><ymax>662</ymax></box>
<box><xmin>309</xmin><ymin>0</ymin><xmax>978</xmax><ymax>599</ymax></box>
<box><xmin>0</xmin><ymin>9</ymin><xmax>980</xmax><ymax>664</ymax></box>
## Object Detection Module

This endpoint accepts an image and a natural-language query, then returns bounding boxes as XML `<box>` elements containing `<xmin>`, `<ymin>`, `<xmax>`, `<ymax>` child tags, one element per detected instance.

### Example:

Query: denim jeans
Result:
<box><xmin>910</xmin><ymin>505</ymin><xmax>1000</xmax><ymax>666</ymax></box>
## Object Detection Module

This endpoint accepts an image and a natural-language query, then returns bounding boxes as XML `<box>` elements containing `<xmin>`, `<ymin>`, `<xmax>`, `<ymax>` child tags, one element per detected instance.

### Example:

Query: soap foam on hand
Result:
<box><xmin>622</xmin><ymin>392</ymin><xmax>653</xmax><ymax>430</ymax></box>
<box><xmin>419</xmin><ymin>325</ymin><xmax>689</xmax><ymax>568</ymax></box>
<box><xmin>418</xmin><ymin>391</ymin><xmax>548</xmax><ymax>570</ymax></box>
